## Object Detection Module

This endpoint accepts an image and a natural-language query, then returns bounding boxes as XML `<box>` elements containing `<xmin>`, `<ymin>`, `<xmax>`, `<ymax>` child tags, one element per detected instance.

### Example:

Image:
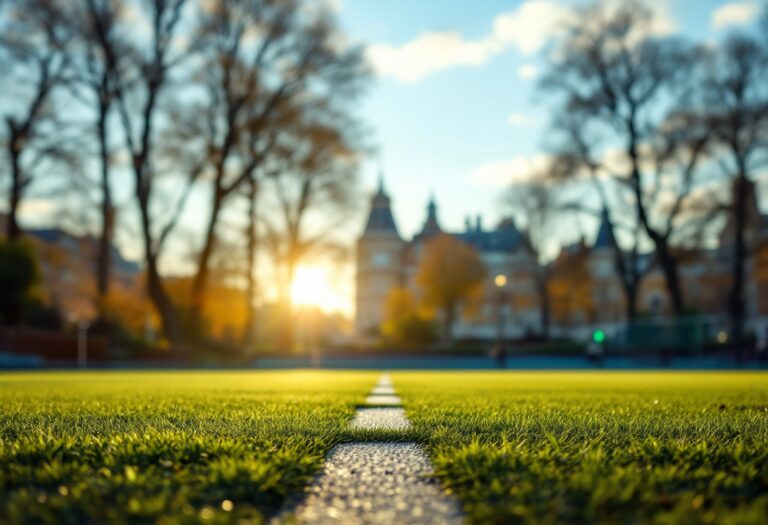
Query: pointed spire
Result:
<box><xmin>376</xmin><ymin>169</ymin><xmax>385</xmax><ymax>195</ymax></box>
<box><xmin>427</xmin><ymin>190</ymin><xmax>436</xmax><ymax>217</ymax></box>
<box><xmin>416</xmin><ymin>191</ymin><xmax>441</xmax><ymax>240</ymax></box>
<box><xmin>594</xmin><ymin>207</ymin><xmax>616</xmax><ymax>249</ymax></box>
<box><xmin>362</xmin><ymin>166</ymin><xmax>400</xmax><ymax>238</ymax></box>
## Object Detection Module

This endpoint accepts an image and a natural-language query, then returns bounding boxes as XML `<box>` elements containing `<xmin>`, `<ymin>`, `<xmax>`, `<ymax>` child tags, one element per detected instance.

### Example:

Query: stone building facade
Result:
<box><xmin>355</xmin><ymin>179</ymin><xmax>540</xmax><ymax>340</ymax></box>
<box><xmin>355</xmin><ymin>178</ymin><xmax>768</xmax><ymax>344</ymax></box>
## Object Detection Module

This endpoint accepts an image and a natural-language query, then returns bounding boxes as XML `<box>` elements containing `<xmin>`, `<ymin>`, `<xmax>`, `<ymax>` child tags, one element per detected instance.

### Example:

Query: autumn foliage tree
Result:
<box><xmin>381</xmin><ymin>286</ymin><xmax>435</xmax><ymax>345</ymax></box>
<box><xmin>548</xmin><ymin>241</ymin><xmax>595</xmax><ymax>326</ymax></box>
<box><xmin>416</xmin><ymin>234</ymin><xmax>486</xmax><ymax>343</ymax></box>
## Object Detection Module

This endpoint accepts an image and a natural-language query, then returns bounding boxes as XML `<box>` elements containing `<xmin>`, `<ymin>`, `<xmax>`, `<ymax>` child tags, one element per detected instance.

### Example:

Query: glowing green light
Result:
<box><xmin>593</xmin><ymin>330</ymin><xmax>606</xmax><ymax>344</ymax></box>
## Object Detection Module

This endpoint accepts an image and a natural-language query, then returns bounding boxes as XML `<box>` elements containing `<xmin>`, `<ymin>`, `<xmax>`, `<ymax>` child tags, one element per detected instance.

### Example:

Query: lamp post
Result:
<box><xmin>77</xmin><ymin>321</ymin><xmax>89</xmax><ymax>369</ymax></box>
<box><xmin>494</xmin><ymin>274</ymin><xmax>508</xmax><ymax>368</ymax></box>
<box><xmin>68</xmin><ymin>312</ymin><xmax>89</xmax><ymax>369</ymax></box>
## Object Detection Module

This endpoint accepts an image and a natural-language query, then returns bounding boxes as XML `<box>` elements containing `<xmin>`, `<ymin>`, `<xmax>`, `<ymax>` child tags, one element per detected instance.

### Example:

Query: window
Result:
<box><xmin>372</xmin><ymin>252</ymin><xmax>390</xmax><ymax>267</ymax></box>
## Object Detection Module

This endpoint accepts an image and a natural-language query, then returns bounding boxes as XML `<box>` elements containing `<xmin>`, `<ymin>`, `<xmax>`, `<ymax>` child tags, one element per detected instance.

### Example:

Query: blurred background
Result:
<box><xmin>1</xmin><ymin>0</ymin><xmax>767</xmax><ymax>368</ymax></box>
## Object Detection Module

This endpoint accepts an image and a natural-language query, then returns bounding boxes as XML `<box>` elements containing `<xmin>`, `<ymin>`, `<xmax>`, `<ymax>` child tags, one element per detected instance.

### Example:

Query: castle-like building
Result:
<box><xmin>355</xmin><ymin>178</ymin><xmax>542</xmax><ymax>340</ymax></box>
<box><xmin>355</xmin><ymin>178</ymin><xmax>768</xmax><ymax>344</ymax></box>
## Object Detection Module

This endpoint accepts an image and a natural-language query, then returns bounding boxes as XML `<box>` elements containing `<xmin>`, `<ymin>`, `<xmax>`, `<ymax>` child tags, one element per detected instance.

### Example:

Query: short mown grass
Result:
<box><xmin>395</xmin><ymin>372</ymin><xmax>768</xmax><ymax>525</ymax></box>
<box><xmin>4</xmin><ymin>370</ymin><xmax>767</xmax><ymax>524</ymax></box>
<box><xmin>0</xmin><ymin>371</ymin><xmax>376</xmax><ymax>524</ymax></box>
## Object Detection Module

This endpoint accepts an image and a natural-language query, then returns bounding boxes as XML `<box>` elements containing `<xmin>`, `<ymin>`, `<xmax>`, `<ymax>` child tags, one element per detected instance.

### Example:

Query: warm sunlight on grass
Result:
<box><xmin>0</xmin><ymin>371</ymin><xmax>377</xmax><ymax>524</ymax></box>
<box><xmin>290</xmin><ymin>265</ymin><xmax>349</xmax><ymax>313</ymax></box>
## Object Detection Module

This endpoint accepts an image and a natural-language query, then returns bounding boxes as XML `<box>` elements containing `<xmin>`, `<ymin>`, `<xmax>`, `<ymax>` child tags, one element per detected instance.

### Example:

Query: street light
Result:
<box><xmin>494</xmin><ymin>273</ymin><xmax>508</xmax><ymax>368</ymax></box>
<box><xmin>68</xmin><ymin>312</ymin><xmax>89</xmax><ymax>369</ymax></box>
<box><xmin>77</xmin><ymin>321</ymin><xmax>90</xmax><ymax>369</ymax></box>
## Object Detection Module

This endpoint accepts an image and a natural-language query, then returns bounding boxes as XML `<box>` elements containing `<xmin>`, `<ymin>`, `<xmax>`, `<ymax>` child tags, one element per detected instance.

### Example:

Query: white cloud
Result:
<box><xmin>493</xmin><ymin>1</ymin><xmax>570</xmax><ymax>55</ymax></box>
<box><xmin>366</xmin><ymin>33</ymin><xmax>499</xmax><ymax>83</ymax></box>
<box><xmin>517</xmin><ymin>64</ymin><xmax>538</xmax><ymax>80</ymax></box>
<box><xmin>366</xmin><ymin>0</ymin><xmax>565</xmax><ymax>83</ymax></box>
<box><xmin>301</xmin><ymin>0</ymin><xmax>343</xmax><ymax>17</ymax></box>
<box><xmin>637</xmin><ymin>0</ymin><xmax>678</xmax><ymax>36</ymax></box>
<box><xmin>507</xmin><ymin>112</ymin><xmax>531</xmax><ymax>127</ymax></box>
<box><xmin>711</xmin><ymin>2</ymin><xmax>760</xmax><ymax>29</ymax></box>
<box><xmin>18</xmin><ymin>198</ymin><xmax>55</xmax><ymax>218</ymax></box>
<box><xmin>468</xmin><ymin>154</ymin><xmax>552</xmax><ymax>187</ymax></box>
<box><xmin>367</xmin><ymin>0</ymin><xmax>677</xmax><ymax>83</ymax></box>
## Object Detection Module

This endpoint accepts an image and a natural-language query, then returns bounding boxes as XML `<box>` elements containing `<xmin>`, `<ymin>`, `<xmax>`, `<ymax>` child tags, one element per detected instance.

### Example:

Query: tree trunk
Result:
<box><xmin>654</xmin><ymin>240</ymin><xmax>684</xmax><ymax>315</ymax></box>
<box><xmin>729</xmin><ymin>169</ymin><xmax>748</xmax><ymax>344</ymax></box>
<box><xmin>7</xmin><ymin>131</ymin><xmax>23</xmax><ymax>240</ymax></box>
<box><xmin>95</xmin><ymin>103</ymin><xmax>113</xmax><ymax>318</ymax></box>
<box><xmin>243</xmin><ymin>178</ymin><xmax>259</xmax><ymax>346</ymax></box>
<box><xmin>628</xmin><ymin>130</ymin><xmax>684</xmax><ymax>316</ymax></box>
<box><xmin>603</xmin><ymin>211</ymin><xmax>640</xmax><ymax>321</ymax></box>
<box><xmin>136</xmin><ymin>180</ymin><xmax>180</xmax><ymax>343</ymax></box>
<box><xmin>146</xmin><ymin>253</ymin><xmax>180</xmax><ymax>343</ymax></box>
<box><xmin>8</xmin><ymin>179</ymin><xmax>22</xmax><ymax>240</ymax></box>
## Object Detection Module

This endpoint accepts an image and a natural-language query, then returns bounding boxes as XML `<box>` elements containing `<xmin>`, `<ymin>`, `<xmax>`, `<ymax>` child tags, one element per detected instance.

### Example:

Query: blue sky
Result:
<box><xmin>334</xmin><ymin>0</ymin><xmax>760</xmax><ymax>242</ymax></box>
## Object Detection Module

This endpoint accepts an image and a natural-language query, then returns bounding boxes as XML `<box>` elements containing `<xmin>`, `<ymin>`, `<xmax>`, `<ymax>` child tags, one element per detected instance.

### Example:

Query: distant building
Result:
<box><xmin>0</xmin><ymin>214</ymin><xmax>141</xmax><ymax>321</ymax></box>
<box><xmin>355</xmin><ymin>178</ymin><xmax>540</xmax><ymax>341</ymax></box>
<box><xmin>355</xmin><ymin>178</ymin><xmax>768</xmax><ymax>343</ymax></box>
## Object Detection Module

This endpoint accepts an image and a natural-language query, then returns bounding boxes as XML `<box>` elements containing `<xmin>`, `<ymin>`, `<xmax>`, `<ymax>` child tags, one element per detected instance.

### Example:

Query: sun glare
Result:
<box><xmin>290</xmin><ymin>265</ymin><xmax>349</xmax><ymax>313</ymax></box>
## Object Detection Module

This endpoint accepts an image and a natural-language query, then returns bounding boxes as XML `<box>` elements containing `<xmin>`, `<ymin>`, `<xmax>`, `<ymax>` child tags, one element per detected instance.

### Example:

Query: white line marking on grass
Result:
<box><xmin>351</xmin><ymin>408</ymin><xmax>411</xmax><ymax>430</ymax></box>
<box><xmin>292</xmin><ymin>443</ymin><xmax>462</xmax><ymax>524</ymax></box>
<box><xmin>370</xmin><ymin>386</ymin><xmax>396</xmax><ymax>395</ymax></box>
<box><xmin>288</xmin><ymin>373</ymin><xmax>464</xmax><ymax>525</ymax></box>
<box><xmin>365</xmin><ymin>394</ymin><xmax>402</xmax><ymax>406</ymax></box>
<box><xmin>375</xmin><ymin>373</ymin><xmax>393</xmax><ymax>388</ymax></box>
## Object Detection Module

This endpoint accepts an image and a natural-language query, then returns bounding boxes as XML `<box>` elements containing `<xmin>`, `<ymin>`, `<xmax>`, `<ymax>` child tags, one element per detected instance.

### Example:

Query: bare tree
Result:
<box><xmin>548</xmin><ymin>114</ymin><xmax>648</xmax><ymax>320</ymax></box>
<box><xmin>0</xmin><ymin>0</ymin><xmax>74</xmax><ymax>240</ymax></box>
<box><xmin>542</xmin><ymin>2</ymin><xmax>705</xmax><ymax>316</ymax></box>
<box><xmin>700</xmin><ymin>33</ymin><xmax>768</xmax><ymax>342</ymax></box>
<box><xmin>504</xmin><ymin>181</ymin><xmax>557</xmax><ymax>337</ymax></box>
<box><xmin>104</xmin><ymin>0</ymin><xmax>192</xmax><ymax>343</ymax></box>
<box><xmin>69</xmin><ymin>0</ymin><xmax>125</xmax><ymax>318</ymax></box>
<box><xmin>186</xmin><ymin>0</ymin><xmax>368</xmax><ymax>329</ymax></box>
<box><xmin>260</xmin><ymin>120</ymin><xmax>362</xmax><ymax>346</ymax></box>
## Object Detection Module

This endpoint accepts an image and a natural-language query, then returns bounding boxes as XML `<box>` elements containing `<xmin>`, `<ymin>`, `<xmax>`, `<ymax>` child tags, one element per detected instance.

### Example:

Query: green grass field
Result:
<box><xmin>0</xmin><ymin>371</ymin><xmax>376</xmax><ymax>524</ymax></box>
<box><xmin>1</xmin><ymin>371</ymin><xmax>767</xmax><ymax>524</ymax></box>
<box><xmin>395</xmin><ymin>372</ymin><xmax>768</xmax><ymax>525</ymax></box>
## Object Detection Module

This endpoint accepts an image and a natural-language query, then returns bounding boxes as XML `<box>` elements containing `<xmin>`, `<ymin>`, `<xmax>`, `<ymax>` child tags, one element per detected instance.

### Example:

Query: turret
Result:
<box><xmin>362</xmin><ymin>173</ymin><xmax>401</xmax><ymax>238</ymax></box>
<box><xmin>414</xmin><ymin>192</ymin><xmax>442</xmax><ymax>241</ymax></box>
<box><xmin>593</xmin><ymin>208</ymin><xmax>616</xmax><ymax>250</ymax></box>
<box><xmin>355</xmin><ymin>173</ymin><xmax>405</xmax><ymax>339</ymax></box>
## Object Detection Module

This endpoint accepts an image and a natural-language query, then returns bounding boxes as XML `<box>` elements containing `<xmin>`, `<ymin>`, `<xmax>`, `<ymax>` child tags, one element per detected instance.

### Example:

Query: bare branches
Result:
<box><xmin>541</xmin><ymin>2</ymin><xmax>711</xmax><ymax>316</ymax></box>
<box><xmin>185</xmin><ymin>0</ymin><xmax>369</xmax><ymax>323</ymax></box>
<box><xmin>1</xmin><ymin>0</ymin><xmax>75</xmax><ymax>239</ymax></box>
<box><xmin>697</xmin><ymin>29</ymin><xmax>768</xmax><ymax>339</ymax></box>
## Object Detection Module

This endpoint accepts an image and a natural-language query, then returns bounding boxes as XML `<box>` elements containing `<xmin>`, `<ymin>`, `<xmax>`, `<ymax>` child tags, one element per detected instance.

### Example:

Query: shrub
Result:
<box><xmin>0</xmin><ymin>239</ymin><xmax>40</xmax><ymax>325</ymax></box>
